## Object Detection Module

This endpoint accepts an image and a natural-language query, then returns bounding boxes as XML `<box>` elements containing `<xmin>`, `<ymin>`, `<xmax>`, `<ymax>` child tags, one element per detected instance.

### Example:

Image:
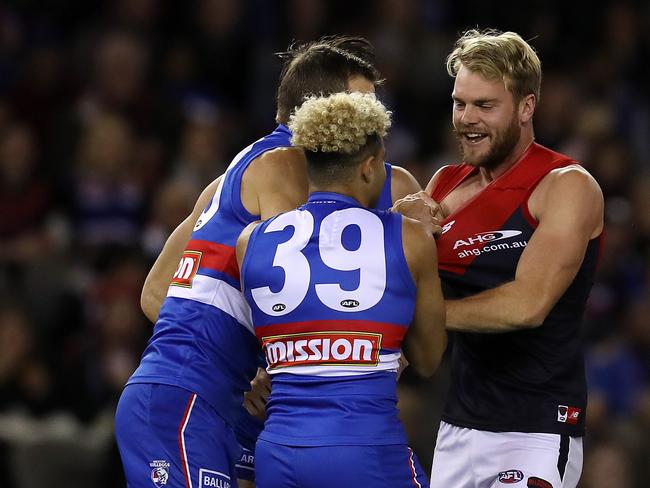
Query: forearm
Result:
<box><xmin>141</xmin><ymin>219</ymin><xmax>195</xmax><ymax>322</ymax></box>
<box><xmin>446</xmin><ymin>281</ymin><xmax>546</xmax><ymax>333</ymax></box>
<box><xmin>141</xmin><ymin>274</ymin><xmax>168</xmax><ymax>323</ymax></box>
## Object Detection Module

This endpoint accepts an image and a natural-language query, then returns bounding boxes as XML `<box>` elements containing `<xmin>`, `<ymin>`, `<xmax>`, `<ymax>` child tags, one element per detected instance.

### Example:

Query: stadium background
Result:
<box><xmin>0</xmin><ymin>0</ymin><xmax>648</xmax><ymax>486</ymax></box>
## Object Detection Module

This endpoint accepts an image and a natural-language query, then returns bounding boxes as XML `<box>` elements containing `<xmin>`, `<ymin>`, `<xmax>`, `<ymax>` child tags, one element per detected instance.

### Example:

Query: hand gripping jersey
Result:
<box><xmin>432</xmin><ymin>143</ymin><xmax>602</xmax><ymax>436</ymax></box>
<box><xmin>127</xmin><ymin>124</ymin><xmax>397</xmax><ymax>445</ymax></box>
<box><xmin>241</xmin><ymin>192</ymin><xmax>416</xmax><ymax>446</ymax></box>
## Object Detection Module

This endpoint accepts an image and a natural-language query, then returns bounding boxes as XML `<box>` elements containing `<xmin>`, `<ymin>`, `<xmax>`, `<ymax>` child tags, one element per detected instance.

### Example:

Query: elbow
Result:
<box><xmin>518</xmin><ymin>305</ymin><xmax>549</xmax><ymax>329</ymax></box>
<box><xmin>140</xmin><ymin>288</ymin><xmax>159</xmax><ymax>323</ymax></box>
<box><xmin>411</xmin><ymin>337</ymin><xmax>447</xmax><ymax>378</ymax></box>
<box><xmin>411</xmin><ymin>363</ymin><xmax>436</xmax><ymax>378</ymax></box>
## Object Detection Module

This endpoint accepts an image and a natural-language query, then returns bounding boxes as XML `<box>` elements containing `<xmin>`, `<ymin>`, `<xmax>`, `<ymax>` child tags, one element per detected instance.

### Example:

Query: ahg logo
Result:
<box><xmin>453</xmin><ymin>230</ymin><xmax>522</xmax><ymax>249</ymax></box>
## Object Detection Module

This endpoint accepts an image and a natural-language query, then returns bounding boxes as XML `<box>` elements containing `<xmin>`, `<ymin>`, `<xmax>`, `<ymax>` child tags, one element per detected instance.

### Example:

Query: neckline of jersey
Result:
<box><xmin>442</xmin><ymin>140</ymin><xmax>538</xmax><ymax>222</ymax></box>
<box><xmin>307</xmin><ymin>191</ymin><xmax>362</xmax><ymax>207</ymax></box>
<box><xmin>277</xmin><ymin>124</ymin><xmax>291</xmax><ymax>135</ymax></box>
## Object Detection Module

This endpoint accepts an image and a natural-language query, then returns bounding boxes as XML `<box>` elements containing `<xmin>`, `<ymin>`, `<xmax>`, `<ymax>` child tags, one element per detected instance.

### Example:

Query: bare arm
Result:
<box><xmin>141</xmin><ymin>177</ymin><xmax>222</xmax><ymax>323</ymax></box>
<box><xmin>391</xmin><ymin>165</ymin><xmax>449</xmax><ymax>233</ymax></box>
<box><xmin>242</xmin><ymin>147</ymin><xmax>308</xmax><ymax>220</ymax></box>
<box><xmin>401</xmin><ymin>217</ymin><xmax>447</xmax><ymax>377</ymax></box>
<box><xmin>389</xmin><ymin>165</ymin><xmax>421</xmax><ymax>202</ymax></box>
<box><xmin>446</xmin><ymin>167</ymin><xmax>604</xmax><ymax>332</ymax></box>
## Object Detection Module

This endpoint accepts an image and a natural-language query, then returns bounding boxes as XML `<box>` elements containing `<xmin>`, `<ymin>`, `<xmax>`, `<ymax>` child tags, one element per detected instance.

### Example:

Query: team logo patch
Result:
<box><xmin>262</xmin><ymin>331</ymin><xmax>381</xmax><ymax>369</ymax></box>
<box><xmin>527</xmin><ymin>476</ymin><xmax>552</xmax><ymax>488</ymax></box>
<box><xmin>557</xmin><ymin>405</ymin><xmax>581</xmax><ymax>424</ymax></box>
<box><xmin>199</xmin><ymin>468</ymin><xmax>231</xmax><ymax>488</ymax></box>
<box><xmin>441</xmin><ymin>219</ymin><xmax>456</xmax><ymax>234</ymax></box>
<box><xmin>149</xmin><ymin>460</ymin><xmax>170</xmax><ymax>487</ymax></box>
<box><xmin>171</xmin><ymin>251</ymin><xmax>202</xmax><ymax>288</ymax></box>
<box><xmin>498</xmin><ymin>470</ymin><xmax>524</xmax><ymax>483</ymax></box>
<box><xmin>340</xmin><ymin>299</ymin><xmax>359</xmax><ymax>308</ymax></box>
<box><xmin>453</xmin><ymin>230</ymin><xmax>523</xmax><ymax>249</ymax></box>
<box><xmin>272</xmin><ymin>303</ymin><xmax>286</xmax><ymax>312</ymax></box>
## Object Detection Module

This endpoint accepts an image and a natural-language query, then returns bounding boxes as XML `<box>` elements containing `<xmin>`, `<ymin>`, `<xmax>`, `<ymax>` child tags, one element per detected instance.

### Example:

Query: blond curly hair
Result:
<box><xmin>289</xmin><ymin>92</ymin><xmax>391</xmax><ymax>154</ymax></box>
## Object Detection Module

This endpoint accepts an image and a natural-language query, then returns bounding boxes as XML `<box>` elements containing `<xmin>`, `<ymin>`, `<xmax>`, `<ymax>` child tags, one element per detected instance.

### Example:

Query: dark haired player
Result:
<box><xmin>115</xmin><ymin>37</ymin><xmax>424</xmax><ymax>488</ymax></box>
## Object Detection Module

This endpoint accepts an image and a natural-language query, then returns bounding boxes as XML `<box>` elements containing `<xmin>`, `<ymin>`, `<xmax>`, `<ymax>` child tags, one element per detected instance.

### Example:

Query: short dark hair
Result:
<box><xmin>275</xmin><ymin>36</ymin><xmax>381</xmax><ymax>124</ymax></box>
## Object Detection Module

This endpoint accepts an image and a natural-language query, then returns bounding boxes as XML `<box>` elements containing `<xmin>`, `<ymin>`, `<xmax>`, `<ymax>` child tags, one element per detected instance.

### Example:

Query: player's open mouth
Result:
<box><xmin>463</xmin><ymin>133</ymin><xmax>488</xmax><ymax>145</ymax></box>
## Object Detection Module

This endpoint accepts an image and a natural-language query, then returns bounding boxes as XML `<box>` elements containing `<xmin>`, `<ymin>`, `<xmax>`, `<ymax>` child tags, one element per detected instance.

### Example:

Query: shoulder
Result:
<box><xmin>424</xmin><ymin>164</ymin><xmax>455</xmax><ymax>194</ymax></box>
<box><xmin>242</xmin><ymin>147</ymin><xmax>308</xmax><ymax>216</ymax></box>
<box><xmin>401</xmin><ymin>216</ymin><xmax>438</xmax><ymax>268</ymax></box>
<box><xmin>530</xmin><ymin>164</ymin><xmax>604</xmax><ymax>234</ymax></box>
<box><xmin>246</xmin><ymin>147</ymin><xmax>305</xmax><ymax>180</ymax></box>
<box><xmin>533</xmin><ymin>164</ymin><xmax>603</xmax><ymax>208</ymax></box>
<box><xmin>389</xmin><ymin>164</ymin><xmax>421</xmax><ymax>200</ymax></box>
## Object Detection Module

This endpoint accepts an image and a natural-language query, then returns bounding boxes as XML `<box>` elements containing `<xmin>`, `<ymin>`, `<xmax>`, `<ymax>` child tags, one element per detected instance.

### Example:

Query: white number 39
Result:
<box><xmin>251</xmin><ymin>208</ymin><xmax>386</xmax><ymax>316</ymax></box>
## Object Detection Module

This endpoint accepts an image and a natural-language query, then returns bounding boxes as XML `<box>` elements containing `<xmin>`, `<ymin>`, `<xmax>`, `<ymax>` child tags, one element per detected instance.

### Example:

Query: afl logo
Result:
<box><xmin>340</xmin><ymin>299</ymin><xmax>359</xmax><ymax>308</ymax></box>
<box><xmin>498</xmin><ymin>470</ymin><xmax>524</xmax><ymax>483</ymax></box>
<box><xmin>272</xmin><ymin>303</ymin><xmax>286</xmax><ymax>312</ymax></box>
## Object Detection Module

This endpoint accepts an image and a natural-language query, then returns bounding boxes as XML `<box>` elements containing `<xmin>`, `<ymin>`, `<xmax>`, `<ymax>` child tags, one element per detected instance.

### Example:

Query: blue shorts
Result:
<box><xmin>255</xmin><ymin>439</ymin><xmax>429</xmax><ymax>488</ymax></box>
<box><xmin>115</xmin><ymin>384</ymin><xmax>241</xmax><ymax>488</ymax></box>
<box><xmin>236</xmin><ymin>446</ymin><xmax>255</xmax><ymax>482</ymax></box>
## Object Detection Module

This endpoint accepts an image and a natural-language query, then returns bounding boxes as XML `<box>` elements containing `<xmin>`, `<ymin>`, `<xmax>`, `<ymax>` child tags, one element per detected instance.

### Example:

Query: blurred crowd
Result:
<box><xmin>0</xmin><ymin>0</ymin><xmax>648</xmax><ymax>487</ymax></box>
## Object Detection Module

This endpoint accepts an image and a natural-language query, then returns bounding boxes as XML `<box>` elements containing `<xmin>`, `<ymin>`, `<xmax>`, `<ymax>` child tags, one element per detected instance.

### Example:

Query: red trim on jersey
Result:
<box><xmin>408</xmin><ymin>447</ymin><xmax>422</xmax><ymax>488</ymax></box>
<box><xmin>430</xmin><ymin>144</ymin><xmax>578</xmax><ymax>275</ymax></box>
<box><xmin>430</xmin><ymin>165</ymin><xmax>476</xmax><ymax>203</ymax></box>
<box><xmin>255</xmin><ymin>319</ymin><xmax>407</xmax><ymax>349</ymax></box>
<box><xmin>178</xmin><ymin>393</ymin><xmax>197</xmax><ymax>488</ymax></box>
<box><xmin>186</xmin><ymin>239</ymin><xmax>239</xmax><ymax>280</ymax></box>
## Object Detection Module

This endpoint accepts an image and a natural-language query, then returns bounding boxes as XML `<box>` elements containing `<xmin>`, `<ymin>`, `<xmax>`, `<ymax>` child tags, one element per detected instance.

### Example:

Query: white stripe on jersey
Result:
<box><xmin>167</xmin><ymin>274</ymin><xmax>254</xmax><ymax>334</ymax></box>
<box><xmin>266</xmin><ymin>351</ymin><xmax>400</xmax><ymax>376</ymax></box>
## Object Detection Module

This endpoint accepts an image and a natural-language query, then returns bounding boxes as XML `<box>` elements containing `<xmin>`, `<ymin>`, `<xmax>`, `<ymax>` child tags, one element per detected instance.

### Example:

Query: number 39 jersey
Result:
<box><xmin>241</xmin><ymin>192</ymin><xmax>416</xmax><ymax>446</ymax></box>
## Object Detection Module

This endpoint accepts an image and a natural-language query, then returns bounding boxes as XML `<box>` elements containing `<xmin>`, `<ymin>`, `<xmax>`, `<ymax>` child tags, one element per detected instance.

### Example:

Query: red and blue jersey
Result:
<box><xmin>432</xmin><ymin>143</ymin><xmax>602</xmax><ymax>436</ymax></box>
<box><xmin>127</xmin><ymin>125</ymin><xmax>398</xmax><ymax>447</ymax></box>
<box><xmin>241</xmin><ymin>192</ymin><xmax>415</xmax><ymax>446</ymax></box>
<box><xmin>127</xmin><ymin>125</ymin><xmax>292</xmax><ymax>433</ymax></box>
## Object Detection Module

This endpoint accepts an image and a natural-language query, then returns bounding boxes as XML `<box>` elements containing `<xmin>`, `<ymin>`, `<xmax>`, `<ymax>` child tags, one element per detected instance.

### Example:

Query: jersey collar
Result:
<box><xmin>308</xmin><ymin>191</ymin><xmax>362</xmax><ymax>207</ymax></box>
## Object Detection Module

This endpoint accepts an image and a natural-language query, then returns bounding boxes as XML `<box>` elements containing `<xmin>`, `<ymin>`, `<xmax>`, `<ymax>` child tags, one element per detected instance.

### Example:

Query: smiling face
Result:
<box><xmin>452</xmin><ymin>65</ymin><xmax>522</xmax><ymax>170</ymax></box>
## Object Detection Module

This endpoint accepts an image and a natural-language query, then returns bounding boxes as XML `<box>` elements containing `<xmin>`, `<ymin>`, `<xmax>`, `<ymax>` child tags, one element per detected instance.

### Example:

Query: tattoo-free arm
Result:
<box><xmin>389</xmin><ymin>165</ymin><xmax>422</xmax><ymax>202</ymax></box>
<box><xmin>446</xmin><ymin>168</ymin><xmax>603</xmax><ymax>332</ymax></box>
<box><xmin>401</xmin><ymin>218</ymin><xmax>447</xmax><ymax>376</ymax></box>
<box><xmin>140</xmin><ymin>177</ymin><xmax>222</xmax><ymax>323</ymax></box>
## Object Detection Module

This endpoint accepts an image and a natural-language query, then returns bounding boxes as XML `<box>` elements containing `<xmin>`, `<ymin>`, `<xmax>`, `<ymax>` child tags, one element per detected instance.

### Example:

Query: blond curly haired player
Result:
<box><xmin>237</xmin><ymin>92</ymin><xmax>446</xmax><ymax>488</ymax></box>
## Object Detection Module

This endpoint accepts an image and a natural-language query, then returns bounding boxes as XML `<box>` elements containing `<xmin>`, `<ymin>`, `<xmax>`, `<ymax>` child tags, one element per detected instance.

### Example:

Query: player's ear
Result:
<box><xmin>360</xmin><ymin>154</ymin><xmax>376</xmax><ymax>184</ymax></box>
<box><xmin>519</xmin><ymin>93</ymin><xmax>535</xmax><ymax>124</ymax></box>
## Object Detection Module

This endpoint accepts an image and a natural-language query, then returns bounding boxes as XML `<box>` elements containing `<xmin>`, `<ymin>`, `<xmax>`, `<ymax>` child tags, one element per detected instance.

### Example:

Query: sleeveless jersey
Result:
<box><xmin>431</xmin><ymin>142</ymin><xmax>602</xmax><ymax>436</ymax></box>
<box><xmin>241</xmin><ymin>192</ymin><xmax>416</xmax><ymax>446</ymax></box>
<box><xmin>127</xmin><ymin>125</ymin><xmax>292</xmax><ymax>430</ymax></box>
<box><xmin>127</xmin><ymin>125</ymin><xmax>397</xmax><ymax>441</ymax></box>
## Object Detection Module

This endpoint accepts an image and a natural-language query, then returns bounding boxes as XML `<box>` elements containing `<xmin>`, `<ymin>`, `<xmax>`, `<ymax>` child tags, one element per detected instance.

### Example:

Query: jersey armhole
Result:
<box><xmin>389</xmin><ymin>214</ymin><xmax>417</xmax><ymax>297</ymax></box>
<box><xmin>239</xmin><ymin>222</ymin><xmax>265</xmax><ymax>293</ymax></box>
<box><xmin>521</xmin><ymin>160</ymin><xmax>577</xmax><ymax>229</ymax></box>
